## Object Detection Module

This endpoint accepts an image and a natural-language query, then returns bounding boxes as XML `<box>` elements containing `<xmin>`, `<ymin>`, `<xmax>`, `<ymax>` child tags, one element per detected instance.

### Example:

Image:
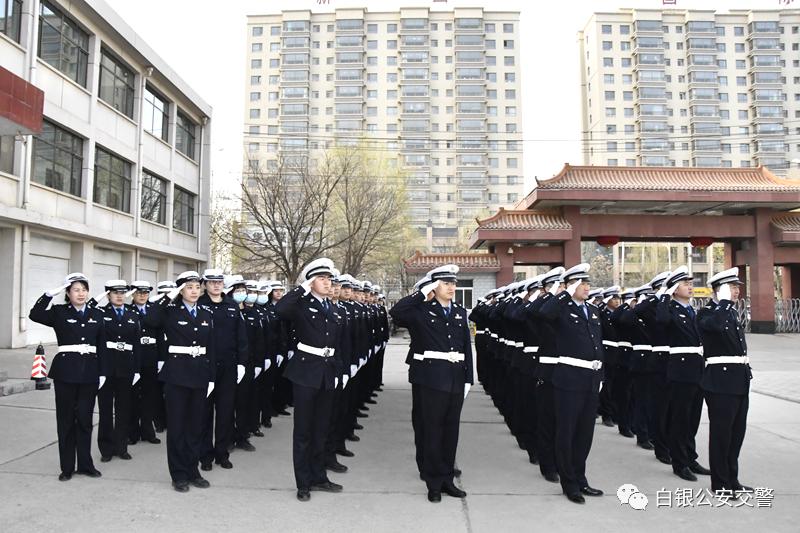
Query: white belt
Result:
<box><xmin>523</xmin><ymin>346</ymin><xmax>539</xmax><ymax>353</ymax></box>
<box><xmin>140</xmin><ymin>336</ymin><xmax>157</xmax><ymax>345</ymax></box>
<box><xmin>475</xmin><ymin>329</ymin><xmax>485</xmax><ymax>335</ymax></box>
<box><xmin>169</xmin><ymin>345</ymin><xmax>207</xmax><ymax>357</ymax></box>
<box><xmin>490</xmin><ymin>333</ymin><xmax>498</xmax><ymax>339</ymax></box>
<box><xmin>633</xmin><ymin>344</ymin><xmax>652</xmax><ymax>351</ymax></box>
<box><xmin>706</xmin><ymin>356</ymin><xmax>749</xmax><ymax>366</ymax></box>
<box><xmin>618</xmin><ymin>341</ymin><xmax>632</xmax><ymax>348</ymax></box>
<box><xmin>670</xmin><ymin>346</ymin><xmax>704</xmax><ymax>355</ymax></box>
<box><xmin>499</xmin><ymin>337</ymin><xmax>506</xmax><ymax>343</ymax></box>
<box><xmin>57</xmin><ymin>344</ymin><xmax>97</xmax><ymax>355</ymax></box>
<box><xmin>413</xmin><ymin>350</ymin><xmax>465</xmax><ymax>363</ymax></box>
<box><xmin>106</xmin><ymin>341</ymin><xmax>133</xmax><ymax>352</ymax></box>
<box><xmin>538</xmin><ymin>356</ymin><xmax>559</xmax><ymax>365</ymax></box>
<box><xmin>558</xmin><ymin>356</ymin><xmax>603</xmax><ymax>371</ymax></box>
<box><xmin>653</xmin><ymin>345</ymin><xmax>669</xmax><ymax>352</ymax></box>
<box><xmin>602</xmin><ymin>340</ymin><xmax>619</xmax><ymax>348</ymax></box>
<box><xmin>508</xmin><ymin>341</ymin><xmax>523</xmax><ymax>348</ymax></box>
<box><xmin>297</xmin><ymin>341</ymin><xmax>336</xmax><ymax>357</ymax></box>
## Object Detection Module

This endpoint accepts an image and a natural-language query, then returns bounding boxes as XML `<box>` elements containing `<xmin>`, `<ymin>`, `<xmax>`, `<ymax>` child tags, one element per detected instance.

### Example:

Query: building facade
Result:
<box><xmin>579</xmin><ymin>8</ymin><xmax>800</xmax><ymax>173</ymax></box>
<box><xmin>244</xmin><ymin>7</ymin><xmax>524</xmax><ymax>252</ymax></box>
<box><xmin>0</xmin><ymin>0</ymin><xmax>212</xmax><ymax>347</ymax></box>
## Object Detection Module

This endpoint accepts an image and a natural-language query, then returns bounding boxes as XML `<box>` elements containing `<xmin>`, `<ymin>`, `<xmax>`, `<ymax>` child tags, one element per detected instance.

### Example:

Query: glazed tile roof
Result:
<box><xmin>476</xmin><ymin>208</ymin><xmax>571</xmax><ymax>230</ymax></box>
<box><xmin>404</xmin><ymin>250</ymin><xmax>501</xmax><ymax>272</ymax></box>
<box><xmin>771</xmin><ymin>213</ymin><xmax>800</xmax><ymax>231</ymax></box>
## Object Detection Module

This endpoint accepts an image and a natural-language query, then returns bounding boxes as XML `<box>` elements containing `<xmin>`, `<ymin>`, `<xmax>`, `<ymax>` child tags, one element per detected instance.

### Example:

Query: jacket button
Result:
<box><xmin>194</xmin><ymin>328</ymin><xmax>198</xmax><ymax>331</ymax></box>
<box><xmin>723</xmin><ymin>367</ymin><xmax>727</xmax><ymax>371</ymax></box>
<box><xmin>81</xmin><ymin>324</ymin><xmax>85</xmax><ymax>328</ymax></box>
<box><xmin>81</xmin><ymin>337</ymin><xmax>85</xmax><ymax>341</ymax></box>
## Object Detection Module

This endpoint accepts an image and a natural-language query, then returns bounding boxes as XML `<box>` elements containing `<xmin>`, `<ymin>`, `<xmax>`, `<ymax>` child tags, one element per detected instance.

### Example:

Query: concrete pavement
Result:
<box><xmin>0</xmin><ymin>336</ymin><xmax>798</xmax><ymax>532</ymax></box>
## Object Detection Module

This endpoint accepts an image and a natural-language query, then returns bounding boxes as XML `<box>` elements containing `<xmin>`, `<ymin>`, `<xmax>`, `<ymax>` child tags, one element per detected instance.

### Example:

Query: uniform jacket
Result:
<box><xmin>697</xmin><ymin>299</ymin><xmax>751</xmax><ymax>395</ymax></box>
<box><xmin>655</xmin><ymin>296</ymin><xmax>704</xmax><ymax>384</ymax></box>
<box><xmin>129</xmin><ymin>301</ymin><xmax>160</xmax><ymax>371</ymax></box>
<box><xmin>99</xmin><ymin>303</ymin><xmax>142</xmax><ymax>378</ymax></box>
<box><xmin>198</xmin><ymin>293</ymin><xmax>248</xmax><ymax>367</ymax></box>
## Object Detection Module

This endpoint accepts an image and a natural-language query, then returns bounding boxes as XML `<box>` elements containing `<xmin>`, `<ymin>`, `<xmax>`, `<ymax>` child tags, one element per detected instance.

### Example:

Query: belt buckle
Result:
<box><xmin>448</xmin><ymin>353</ymin><xmax>458</xmax><ymax>363</ymax></box>
<box><xmin>322</xmin><ymin>347</ymin><xmax>331</xmax><ymax>357</ymax></box>
<box><xmin>141</xmin><ymin>337</ymin><xmax>151</xmax><ymax>345</ymax></box>
<box><xmin>189</xmin><ymin>346</ymin><xmax>200</xmax><ymax>357</ymax></box>
<box><xmin>591</xmin><ymin>360</ymin><xmax>601</xmax><ymax>371</ymax></box>
<box><xmin>116</xmin><ymin>342</ymin><xmax>125</xmax><ymax>351</ymax></box>
<box><xmin>78</xmin><ymin>345</ymin><xmax>88</xmax><ymax>355</ymax></box>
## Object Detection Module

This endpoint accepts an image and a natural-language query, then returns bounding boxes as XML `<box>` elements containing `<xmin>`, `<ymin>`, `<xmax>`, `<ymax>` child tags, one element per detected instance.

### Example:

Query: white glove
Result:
<box><xmin>603</xmin><ymin>295</ymin><xmax>614</xmax><ymax>304</ymax></box>
<box><xmin>301</xmin><ymin>279</ymin><xmax>312</xmax><ymax>295</ymax></box>
<box><xmin>530</xmin><ymin>289</ymin><xmax>541</xmax><ymax>301</ymax></box>
<box><xmin>254</xmin><ymin>367</ymin><xmax>262</xmax><ymax>378</ymax></box>
<box><xmin>237</xmin><ymin>364</ymin><xmax>245</xmax><ymax>384</ymax></box>
<box><xmin>166</xmin><ymin>283</ymin><xmax>185</xmax><ymax>301</ymax></box>
<box><xmin>264</xmin><ymin>359</ymin><xmax>272</xmax><ymax>370</ymax></box>
<box><xmin>335</xmin><ymin>377</ymin><xmax>339</xmax><ymax>388</ymax></box>
<box><xmin>359</xmin><ymin>357</ymin><xmax>366</xmax><ymax>369</ymax></box>
<box><xmin>637</xmin><ymin>294</ymin><xmax>647</xmax><ymax>304</ymax></box>
<box><xmin>132</xmin><ymin>373</ymin><xmax>140</xmax><ymax>386</ymax></box>
<box><xmin>666</xmin><ymin>283</ymin><xmax>680</xmax><ymax>297</ymax></box>
<box><xmin>421</xmin><ymin>280</ymin><xmax>440</xmax><ymax>298</ymax></box>
<box><xmin>350</xmin><ymin>364</ymin><xmax>357</xmax><ymax>377</ymax></box>
<box><xmin>599</xmin><ymin>380</ymin><xmax>604</xmax><ymax>393</ymax></box>
<box><xmin>148</xmin><ymin>291</ymin><xmax>166</xmax><ymax>303</ymax></box>
<box><xmin>717</xmin><ymin>283</ymin><xmax>732</xmax><ymax>302</ymax></box>
<box><xmin>656</xmin><ymin>286</ymin><xmax>667</xmax><ymax>298</ymax></box>
<box><xmin>45</xmin><ymin>283</ymin><xmax>71</xmax><ymax>297</ymax></box>
<box><xmin>566</xmin><ymin>279</ymin><xmax>582</xmax><ymax>297</ymax></box>
<box><xmin>548</xmin><ymin>281</ymin><xmax>561</xmax><ymax>295</ymax></box>
<box><xmin>93</xmin><ymin>290</ymin><xmax>109</xmax><ymax>304</ymax></box>
<box><xmin>342</xmin><ymin>374</ymin><xmax>349</xmax><ymax>388</ymax></box>
<box><xmin>207</xmin><ymin>382</ymin><xmax>215</xmax><ymax>398</ymax></box>
<box><xmin>287</xmin><ymin>350</ymin><xmax>294</xmax><ymax>360</ymax></box>
<box><xmin>157</xmin><ymin>361</ymin><xmax>164</xmax><ymax>372</ymax></box>
<box><xmin>464</xmin><ymin>383</ymin><xmax>471</xmax><ymax>399</ymax></box>
<box><xmin>98</xmin><ymin>376</ymin><xmax>106</xmax><ymax>390</ymax></box>
<box><xmin>125</xmin><ymin>288</ymin><xmax>137</xmax><ymax>298</ymax></box>
<box><xmin>625</xmin><ymin>297</ymin><xmax>636</xmax><ymax>307</ymax></box>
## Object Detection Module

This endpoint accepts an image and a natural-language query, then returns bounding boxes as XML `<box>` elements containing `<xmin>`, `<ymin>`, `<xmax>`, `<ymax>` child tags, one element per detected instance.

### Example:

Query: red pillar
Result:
<box><xmin>749</xmin><ymin>209</ymin><xmax>775</xmax><ymax>333</ymax></box>
<box><xmin>496</xmin><ymin>242</ymin><xmax>515</xmax><ymax>286</ymax></box>
<box><xmin>724</xmin><ymin>242</ymin><xmax>735</xmax><ymax>269</ymax></box>
<box><xmin>785</xmin><ymin>265</ymin><xmax>800</xmax><ymax>299</ymax></box>
<box><xmin>562</xmin><ymin>206</ymin><xmax>582</xmax><ymax>267</ymax></box>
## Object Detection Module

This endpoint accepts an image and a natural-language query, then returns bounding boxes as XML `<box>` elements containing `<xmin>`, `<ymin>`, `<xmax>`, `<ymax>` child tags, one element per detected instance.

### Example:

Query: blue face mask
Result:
<box><xmin>232</xmin><ymin>291</ymin><xmax>247</xmax><ymax>304</ymax></box>
<box><xmin>245</xmin><ymin>293</ymin><xmax>257</xmax><ymax>304</ymax></box>
<box><xmin>256</xmin><ymin>294</ymin><xmax>269</xmax><ymax>305</ymax></box>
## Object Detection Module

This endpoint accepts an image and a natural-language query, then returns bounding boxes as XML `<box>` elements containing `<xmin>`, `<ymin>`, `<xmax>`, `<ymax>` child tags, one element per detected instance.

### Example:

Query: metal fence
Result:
<box><xmin>775</xmin><ymin>299</ymin><xmax>800</xmax><ymax>333</ymax></box>
<box><xmin>692</xmin><ymin>297</ymin><xmax>751</xmax><ymax>333</ymax></box>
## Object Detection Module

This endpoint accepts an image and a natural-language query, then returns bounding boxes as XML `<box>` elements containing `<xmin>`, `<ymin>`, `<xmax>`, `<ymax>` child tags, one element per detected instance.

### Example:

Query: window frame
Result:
<box><xmin>98</xmin><ymin>47</ymin><xmax>136</xmax><ymax>118</ymax></box>
<box><xmin>31</xmin><ymin>119</ymin><xmax>84</xmax><ymax>197</ymax></box>
<box><xmin>173</xmin><ymin>186</ymin><xmax>195</xmax><ymax>234</ymax></box>
<box><xmin>38</xmin><ymin>1</ymin><xmax>90</xmax><ymax>87</ymax></box>
<box><xmin>93</xmin><ymin>146</ymin><xmax>132</xmax><ymax>213</ymax></box>
<box><xmin>175</xmin><ymin>110</ymin><xmax>197</xmax><ymax>161</ymax></box>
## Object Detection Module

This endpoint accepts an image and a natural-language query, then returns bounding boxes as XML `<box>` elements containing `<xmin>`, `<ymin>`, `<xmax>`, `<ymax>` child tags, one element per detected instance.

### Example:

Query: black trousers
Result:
<box><xmin>612</xmin><ymin>365</ymin><xmax>632</xmax><ymax>432</ymax></box>
<box><xmin>598</xmin><ymin>362</ymin><xmax>616</xmax><ymax>420</ymax></box>
<box><xmin>292</xmin><ymin>383</ymin><xmax>334</xmax><ymax>489</ymax></box>
<box><xmin>259</xmin><ymin>364</ymin><xmax>276</xmax><ymax>425</ymax></box>
<box><xmin>705</xmin><ymin>391</ymin><xmax>748</xmax><ymax>491</ymax></box>
<box><xmin>153</xmin><ymin>377</ymin><xmax>167</xmax><ymax>431</ymax></box>
<box><xmin>515</xmin><ymin>373</ymin><xmax>538</xmax><ymax>456</ymax></box>
<box><xmin>98</xmin><ymin>375</ymin><xmax>132</xmax><ymax>457</ymax></box>
<box><xmin>419</xmin><ymin>385</ymin><xmax>463</xmax><ymax>492</ymax></box>
<box><xmin>235</xmin><ymin>366</ymin><xmax>254</xmax><ymax>444</ymax></box>
<box><xmin>325</xmin><ymin>384</ymin><xmax>345</xmax><ymax>463</ymax></box>
<box><xmin>554</xmin><ymin>386</ymin><xmax>599</xmax><ymax>496</ymax></box>
<box><xmin>535</xmin><ymin>379</ymin><xmax>557</xmax><ymax>476</ymax></box>
<box><xmin>631</xmin><ymin>372</ymin><xmax>657</xmax><ymax>443</ymax></box>
<box><xmin>653</xmin><ymin>370</ymin><xmax>672</xmax><ymax>460</ymax></box>
<box><xmin>202</xmin><ymin>364</ymin><xmax>236</xmax><ymax>463</ymax></box>
<box><xmin>53</xmin><ymin>380</ymin><xmax>97</xmax><ymax>474</ymax></box>
<box><xmin>411</xmin><ymin>382</ymin><xmax>424</xmax><ymax>473</ymax></box>
<box><xmin>668</xmin><ymin>381</ymin><xmax>703</xmax><ymax>471</ymax></box>
<box><xmin>129</xmin><ymin>367</ymin><xmax>158</xmax><ymax>441</ymax></box>
<box><xmin>165</xmin><ymin>383</ymin><xmax>205</xmax><ymax>482</ymax></box>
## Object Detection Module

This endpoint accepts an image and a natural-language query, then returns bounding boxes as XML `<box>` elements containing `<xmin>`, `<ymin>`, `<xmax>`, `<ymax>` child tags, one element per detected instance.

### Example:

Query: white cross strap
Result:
<box><xmin>413</xmin><ymin>350</ymin><xmax>465</xmax><ymax>363</ymax></box>
<box><xmin>558</xmin><ymin>356</ymin><xmax>603</xmax><ymax>371</ymax></box>
<box><xmin>57</xmin><ymin>344</ymin><xmax>97</xmax><ymax>355</ymax></box>
<box><xmin>169</xmin><ymin>345</ymin><xmax>207</xmax><ymax>357</ymax></box>
<box><xmin>297</xmin><ymin>342</ymin><xmax>336</xmax><ymax>357</ymax></box>
<box><xmin>106</xmin><ymin>341</ymin><xmax>133</xmax><ymax>351</ymax></box>
<box><xmin>669</xmin><ymin>346</ymin><xmax>704</xmax><ymax>355</ymax></box>
<box><xmin>705</xmin><ymin>356</ymin><xmax>749</xmax><ymax>366</ymax></box>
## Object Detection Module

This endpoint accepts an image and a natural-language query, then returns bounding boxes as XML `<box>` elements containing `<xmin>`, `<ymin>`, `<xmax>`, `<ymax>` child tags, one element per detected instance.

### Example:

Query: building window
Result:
<box><xmin>142</xmin><ymin>86</ymin><xmax>169</xmax><ymax>141</ymax></box>
<box><xmin>94</xmin><ymin>147</ymin><xmax>131</xmax><ymax>213</ymax></box>
<box><xmin>32</xmin><ymin>120</ymin><xmax>83</xmax><ymax>196</ymax></box>
<box><xmin>176</xmin><ymin>111</ymin><xmax>197</xmax><ymax>160</ymax></box>
<box><xmin>1</xmin><ymin>0</ymin><xmax>22</xmax><ymax>42</ymax></box>
<box><xmin>141</xmin><ymin>171</ymin><xmax>166</xmax><ymax>225</ymax></box>
<box><xmin>0</xmin><ymin>136</ymin><xmax>15</xmax><ymax>175</ymax></box>
<box><xmin>98</xmin><ymin>49</ymin><xmax>135</xmax><ymax>118</ymax></box>
<box><xmin>173</xmin><ymin>187</ymin><xmax>195</xmax><ymax>234</ymax></box>
<box><xmin>38</xmin><ymin>1</ymin><xmax>89</xmax><ymax>87</ymax></box>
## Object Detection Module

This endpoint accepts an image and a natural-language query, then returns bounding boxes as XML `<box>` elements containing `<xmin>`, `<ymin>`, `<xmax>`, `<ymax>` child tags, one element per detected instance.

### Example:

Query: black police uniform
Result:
<box><xmin>29</xmin><ymin>294</ymin><xmax>108</xmax><ymax>476</ymax></box>
<box><xmin>240</xmin><ymin>303</ymin><xmax>265</xmax><ymax>440</ymax></box>
<box><xmin>129</xmin><ymin>301</ymin><xmax>161</xmax><ymax>443</ymax></box>
<box><xmin>531</xmin><ymin>293</ymin><xmax>560</xmax><ymax>480</ymax></box>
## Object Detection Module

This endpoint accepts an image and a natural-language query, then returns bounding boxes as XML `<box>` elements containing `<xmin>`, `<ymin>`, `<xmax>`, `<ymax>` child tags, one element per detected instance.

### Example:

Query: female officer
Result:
<box><xmin>143</xmin><ymin>271</ymin><xmax>215</xmax><ymax>492</ymax></box>
<box><xmin>29</xmin><ymin>273</ymin><xmax>106</xmax><ymax>481</ymax></box>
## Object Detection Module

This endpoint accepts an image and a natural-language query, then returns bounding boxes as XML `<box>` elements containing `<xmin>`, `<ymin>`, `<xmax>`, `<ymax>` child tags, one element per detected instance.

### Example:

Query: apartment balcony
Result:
<box><xmin>632</xmin><ymin>20</ymin><xmax>663</xmax><ymax>39</ymax></box>
<box><xmin>685</xmin><ymin>21</ymin><xmax>717</xmax><ymax>36</ymax></box>
<box><xmin>633</xmin><ymin>70</ymin><xmax>667</xmax><ymax>87</ymax></box>
<box><xmin>334</xmin><ymin>20</ymin><xmax>365</xmax><ymax>34</ymax></box>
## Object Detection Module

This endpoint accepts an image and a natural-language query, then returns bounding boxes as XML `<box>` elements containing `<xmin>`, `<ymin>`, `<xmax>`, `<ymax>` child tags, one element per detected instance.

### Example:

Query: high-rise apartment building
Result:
<box><xmin>244</xmin><ymin>7</ymin><xmax>524</xmax><ymax>252</ymax></box>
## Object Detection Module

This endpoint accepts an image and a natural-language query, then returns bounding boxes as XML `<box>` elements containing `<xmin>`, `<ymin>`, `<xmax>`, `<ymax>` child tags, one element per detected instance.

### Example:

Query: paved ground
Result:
<box><xmin>0</xmin><ymin>335</ymin><xmax>798</xmax><ymax>532</ymax></box>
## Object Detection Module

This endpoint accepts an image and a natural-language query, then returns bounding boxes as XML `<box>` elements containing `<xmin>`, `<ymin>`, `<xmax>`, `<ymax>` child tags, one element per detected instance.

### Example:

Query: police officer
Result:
<box><xmin>95</xmin><ymin>279</ymin><xmax>142</xmax><ymax>463</ymax></box>
<box><xmin>29</xmin><ymin>273</ymin><xmax>105</xmax><ymax>481</ymax></box>
<box><xmin>597</xmin><ymin>286</ymin><xmax>621</xmax><ymax>428</ymax></box>
<box><xmin>128</xmin><ymin>280</ymin><xmax>161</xmax><ymax>445</ymax></box>
<box><xmin>611</xmin><ymin>289</ymin><xmax>636</xmax><ymax>439</ymax></box>
<box><xmin>538</xmin><ymin>263</ymin><xmax>604</xmax><ymax>504</ymax></box>
<box><xmin>261</xmin><ymin>280</ymin><xmax>284</xmax><ymax>427</ymax></box>
<box><xmin>144</xmin><ymin>271</ymin><xmax>216</xmax><ymax>492</ymax></box>
<box><xmin>252</xmin><ymin>281</ymin><xmax>274</xmax><ymax>435</ymax></box>
<box><xmin>268</xmin><ymin>281</ymin><xmax>292</xmax><ymax>419</ymax></box>
<box><xmin>276</xmin><ymin>258</ymin><xmax>344</xmax><ymax>502</ymax></box>
<box><xmin>236</xmin><ymin>278</ymin><xmax>262</xmax><ymax>450</ymax></box>
<box><xmin>324</xmin><ymin>273</ymin><xmax>349</xmax><ymax>474</ymax></box>
<box><xmin>655</xmin><ymin>266</ymin><xmax>711</xmax><ymax>481</ymax></box>
<box><xmin>390</xmin><ymin>264</ymin><xmax>473</xmax><ymax>503</ymax></box>
<box><xmin>152</xmin><ymin>280</ymin><xmax>176</xmax><ymax>433</ymax></box>
<box><xmin>698</xmin><ymin>267</ymin><xmax>753</xmax><ymax>496</ymax></box>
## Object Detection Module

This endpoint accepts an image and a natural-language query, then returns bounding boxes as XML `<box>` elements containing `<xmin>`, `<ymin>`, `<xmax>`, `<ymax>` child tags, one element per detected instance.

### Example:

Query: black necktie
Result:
<box><xmin>443</xmin><ymin>307</ymin><xmax>450</xmax><ymax>318</ymax></box>
<box><xmin>117</xmin><ymin>308</ymin><xmax>123</xmax><ymax>320</ymax></box>
<box><xmin>78</xmin><ymin>308</ymin><xmax>84</xmax><ymax>318</ymax></box>
<box><xmin>190</xmin><ymin>307</ymin><xmax>196</xmax><ymax>318</ymax></box>
<box><xmin>687</xmin><ymin>306</ymin><xmax>695</xmax><ymax>319</ymax></box>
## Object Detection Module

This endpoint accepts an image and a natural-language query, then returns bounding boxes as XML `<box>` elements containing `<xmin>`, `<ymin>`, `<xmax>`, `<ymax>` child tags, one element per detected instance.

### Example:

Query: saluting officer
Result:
<box><xmin>538</xmin><ymin>263</ymin><xmax>604</xmax><ymax>504</ymax></box>
<box><xmin>655</xmin><ymin>266</ymin><xmax>711</xmax><ymax>482</ymax></box>
<box><xmin>698</xmin><ymin>267</ymin><xmax>753</xmax><ymax>496</ymax></box>
<box><xmin>128</xmin><ymin>281</ymin><xmax>162</xmax><ymax>445</ymax></box>
<box><xmin>276</xmin><ymin>258</ymin><xmax>344</xmax><ymax>502</ymax></box>
<box><xmin>235</xmin><ymin>278</ymin><xmax>262</xmax><ymax>450</ymax></box>
<box><xmin>597</xmin><ymin>285</ymin><xmax>621</xmax><ymax>428</ymax></box>
<box><xmin>144</xmin><ymin>271</ymin><xmax>216</xmax><ymax>493</ymax></box>
<box><xmin>152</xmin><ymin>280</ymin><xmax>176</xmax><ymax>433</ymax></box>
<box><xmin>390</xmin><ymin>264</ymin><xmax>473</xmax><ymax>503</ymax></box>
<box><xmin>29</xmin><ymin>273</ymin><xmax>106</xmax><ymax>481</ymax></box>
<box><xmin>611</xmin><ymin>289</ymin><xmax>636</xmax><ymax>439</ymax></box>
<box><xmin>95</xmin><ymin>279</ymin><xmax>142</xmax><ymax>463</ymax></box>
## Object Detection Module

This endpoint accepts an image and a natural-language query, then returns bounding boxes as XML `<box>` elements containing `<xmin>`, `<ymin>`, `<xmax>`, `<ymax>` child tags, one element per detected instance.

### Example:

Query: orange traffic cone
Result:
<box><xmin>31</xmin><ymin>343</ymin><xmax>51</xmax><ymax>390</ymax></box>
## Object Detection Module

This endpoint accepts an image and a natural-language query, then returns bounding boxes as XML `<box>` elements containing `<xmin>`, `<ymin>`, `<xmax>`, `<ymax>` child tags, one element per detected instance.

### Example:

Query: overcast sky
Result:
<box><xmin>106</xmin><ymin>0</ymin><xmax>789</xmax><ymax>194</ymax></box>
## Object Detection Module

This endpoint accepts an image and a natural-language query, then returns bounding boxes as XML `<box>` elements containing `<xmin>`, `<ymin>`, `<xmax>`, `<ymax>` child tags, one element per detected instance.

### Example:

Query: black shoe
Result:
<box><xmin>262</xmin><ymin>420</ymin><xmax>272</xmax><ymax>428</ymax></box>
<box><xmin>656</xmin><ymin>454</ymin><xmax>672</xmax><ymax>465</ymax></box>
<box><xmin>580</xmin><ymin>486</ymin><xmax>604</xmax><ymax>497</ymax></box>
<box><xmin>190</xmin><ymin>476</ymin><xmax>210</xmax><ymax>488</ymax></box>
<box><xmin>172</xmin><ymin>480</ymin><xmax>190</xmax><ymax>493</ymax></box>
<box><xmin>146</xmin><ymin>437</ymin><xmax>161</xmax><ymax>444</ymax></box>
<box><xmin>200</xmin><ymin>462</ymin><xmax>212</xmax><ymax>472</ymax></box>
<box><xmin>346</xmin><ymin>433</ymin><xmax>360</xmax><ymax>442</ymax></box>
<box><xmin>154</xmin><ymin>425</ymin><xmax>166</xmax><ymax>433</ymax></box>
<box><xmin>277</xmin><ymin>409</ymin><xmax>290</xmax><ymax>416</ymax></box>
<box><xmin>118</xmin><ymin>452</ymin><xmax>132</xmax><ymax>460</ymax></box>
<box><xmin>528</xmin><ymin>452</ymin><xmax>539</xmax><ymax>465</ymax></box>
<box><xmin>326</xmin><ymin>460</ymin><xmax>348</xmax><ymax>473</ymax></box>
<box><xmin>619</xmin><ymin>429</ymin><xmax>635</xmax><ymax>438</ymax></box>
<box><xmin>128</xmin><ymin>437</ymin><xmax>138</xmax><ymax>445</ymax></box>
<box><xmin>297</xmin><ymin>489</ymin><xmax>310</xmax><ymax>502</ymax></box>
<box><xmin>516</xmin><ymin>438</ymin><xmax>526</xmax><ymax>450</ymax></box>
<box><xmin>216</xmin><ymin>458</ymin><xmax>233</xmax><ymax>469</ymax></box>
<box><xmin>252</xmin><ymin>429</ymin><xmax>265</xmax><ymax>438</ymax></box>
<box><xmin>76</xmin><ymin>467</ymin><xmax>102</xmax><ymax>478</ymax></box>
<box><xmin>428</xmin><ymin>490</ymin><xmax>442</xmax><ymax>503</ymax></box>
<box><xmin>566</xmin><ymin>492</ymin><xmax>585</xmax><ymax>504</ymax></box>
<box><xmin>734</xmin><ymin>484</ymin><xmax>754</xmax><ymax>493</ymax></box>
<box><xmin>356</xmin><ymin>411</ymin><xmax>368</xmax><ymax>418</ymax></box>
<box><xmin>690</xmin><ymin>463</ymin><xmax>711</xmax><ymax>476</ymax></box>
<box><xmin>58</xmin><ymin>472</ymin><xmax>72</xmax><ymax>481</ymax></box>
<box><xmin>311</xmin><ymin>480</ymin><xmax>343</xmax><ymax>493</ymax></box>
<box><xmin>454</xmin><ymin>468</ymin><xmax>462</xmax><ymax>477</ymax></box>
<box><xmin>674</xmin><ymin>467</ymin><xmax>698</xmax><ymax>482</ymax></box>
<box><xmin>370</xmin><ymin>392</ymin><xmax>379</xmax><ymax>398</ymax></box>
<box><xmin>365</xmin><ymin>399</ymin><xmax>377</xmax><ymax>404</ymax></box>
<box><xmin>601</xmin><ymin>416</ymin><xmax>615</xmax><ymax>427</ymax></box>
<box><xmin>352</xmin><ymin>423</ymin><xmax>364</xmax><ymax>430</ymax></box>
<box><xmin>100</xmin><ymin>455</ymin><xmax>112</xmax><ymax>463</ymax></box>
<box><xmin>637</xmin><ymin>440</ymin><xmax>654</xmax><ymax>450</ymax></box>
<box><xmin>235</xmin><ymin>440</ymin><xmax>256</xmax><ymax>452</ymax></box>
<box><xmin>543</xmin><ymin>472</ymin><xmax>560</xmax><ymax>483</ymax></box>
<box><xmin>442</xmin><ymin>482</ymin><xmax>467</xmax><ymax>498</ymax></box>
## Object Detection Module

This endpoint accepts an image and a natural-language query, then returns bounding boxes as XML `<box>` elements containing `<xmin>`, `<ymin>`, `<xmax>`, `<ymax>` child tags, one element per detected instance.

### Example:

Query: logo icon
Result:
<box><xmin>617</xmin><ymin>484</ymin><xmax>649</xmax><ymax>511</ymax></box>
